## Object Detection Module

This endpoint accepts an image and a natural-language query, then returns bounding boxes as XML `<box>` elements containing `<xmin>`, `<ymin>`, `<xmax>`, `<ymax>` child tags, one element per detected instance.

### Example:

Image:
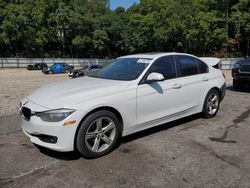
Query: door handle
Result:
<box><xmin>173</xmin><ymin>83</ymin><xmax>182</xmax><ymax>89</ymax></box>
<box><xmin>202</xmin><ymin>77</ymin><xmax>209</xmax><ymax>81</ymax></box>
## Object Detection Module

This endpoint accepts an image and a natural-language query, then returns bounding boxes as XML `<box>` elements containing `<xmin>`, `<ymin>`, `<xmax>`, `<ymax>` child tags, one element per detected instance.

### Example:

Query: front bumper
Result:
<box><xmin>20</xmin><ymin>99</ymin><xmax>80</xmax><ymax>152</ymax></box>
<box><xmin>233</xmin><ymin>75</ymin><xmax>250</xmax><ymax>82</ymax></box>
<box><xmin>232</xmin><ymin>68</ymin><xmax>250</xmax><ymax>82</ymax></box>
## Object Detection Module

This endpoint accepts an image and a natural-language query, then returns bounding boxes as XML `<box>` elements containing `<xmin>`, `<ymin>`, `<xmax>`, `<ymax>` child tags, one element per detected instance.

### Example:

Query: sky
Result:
<box><xmin>110</xmin><ymin>0</ymin><xmax>140</xmax><ymax>10</ymax></box>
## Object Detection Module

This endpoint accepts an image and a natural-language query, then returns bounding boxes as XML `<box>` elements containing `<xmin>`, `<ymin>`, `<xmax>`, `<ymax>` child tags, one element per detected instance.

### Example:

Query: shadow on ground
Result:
<box><xmin>226</xmin><ymin>85</ymin><xmax>250</xmax><ymax>93</ymax></box>
<box><xmin>34</xmin><ymin>144</ymin><xmax>82</xmax><ymax>160</ymax></box>
<box><xmin>122</xmin><ymin>114</ymin><xmax>200</xmax><ymax>143</ymax></box>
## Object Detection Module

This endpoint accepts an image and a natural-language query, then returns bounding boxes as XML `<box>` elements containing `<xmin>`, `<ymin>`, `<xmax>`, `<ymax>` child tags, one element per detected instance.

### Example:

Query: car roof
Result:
<box><xmin>119</xmin><ymin>52</ymin><xmax>197</xmax><ymax>60</ymax></box>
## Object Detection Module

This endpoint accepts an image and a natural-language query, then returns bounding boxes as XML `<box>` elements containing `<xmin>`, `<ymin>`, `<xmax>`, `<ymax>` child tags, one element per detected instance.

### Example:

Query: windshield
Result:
<box><xmin>90</xmin><ymin>58</ymin><xmax>151</xmax><ymax>81</ymax></box>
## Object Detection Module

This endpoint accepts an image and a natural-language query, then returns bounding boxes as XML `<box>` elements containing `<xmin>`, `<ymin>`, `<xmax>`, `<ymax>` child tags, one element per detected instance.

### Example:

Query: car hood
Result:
<box><xmin>27</xmin><ymin>77</ymin><xmax>131</xmax><ymax>109</ymax></box>
<box><xmin>238</xmin><ymin>60</ymin><xmax>250</xmax><ymax>65</ymax></box>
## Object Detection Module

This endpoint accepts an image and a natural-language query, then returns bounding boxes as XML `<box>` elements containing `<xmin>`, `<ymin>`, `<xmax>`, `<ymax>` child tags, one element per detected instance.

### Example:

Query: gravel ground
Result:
<box><xmin>0</xmin><ymin>69</ymin><xmax>68</xmax><ymax>116</ymax></box>
<box><xmin>1</xmin><ymin>68</ymin><xmax>250</xmax><ymax>188</ymax></box>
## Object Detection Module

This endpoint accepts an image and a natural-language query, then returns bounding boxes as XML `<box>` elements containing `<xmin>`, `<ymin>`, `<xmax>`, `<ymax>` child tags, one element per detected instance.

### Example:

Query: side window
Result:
<box><xmin>177</xmin><ymin>56</ymin><xmax>199</xmax><ymax>77</ymax></box>
<box><xmin>90</xmin><ymin>65</ymin><xmax>98</xmax><ymax>69</ymax></box>
<box><xmin>149</xmin><ymin>56</ymin><xmax>176</xmax><ymax>80</ymax></box>
<box><xmin>196</xmin><ymin>59</ymin><xmax>208</xmax><ymax>73</ymax></box>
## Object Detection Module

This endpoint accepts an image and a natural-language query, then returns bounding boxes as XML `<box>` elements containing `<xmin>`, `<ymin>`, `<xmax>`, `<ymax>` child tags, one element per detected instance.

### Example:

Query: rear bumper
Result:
<box><xmin>220</xmin><ymin>83</ymin><xmax>226</xmax><ymax>101</ymax></box>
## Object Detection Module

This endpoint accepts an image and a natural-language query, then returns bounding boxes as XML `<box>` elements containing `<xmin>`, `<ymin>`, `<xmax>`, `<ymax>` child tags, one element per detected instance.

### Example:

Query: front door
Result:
<box><xmin>136</xmin><ymin>56</ymin><xmax>185</xmax><ymax>126</ymax></box>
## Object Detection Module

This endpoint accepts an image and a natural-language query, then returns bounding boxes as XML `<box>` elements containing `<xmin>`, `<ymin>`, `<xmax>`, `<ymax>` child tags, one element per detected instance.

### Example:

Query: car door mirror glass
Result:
<box><xmin>146</xmin><ymin>72</ymin><xmax>164</xmax><ymax>83</ymax></box>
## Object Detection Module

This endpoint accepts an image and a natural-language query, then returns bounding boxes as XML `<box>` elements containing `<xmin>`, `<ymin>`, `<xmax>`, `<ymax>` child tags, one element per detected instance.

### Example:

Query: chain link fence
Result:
<box><xmin>0</xmin><ymin>57</ymin><xmax>246</xmax><ymax>69</ymax></box>
<box><xmin>0</xmin><ymin>58</ymin><xmax>113</xmax><ymax>68</ymax></box>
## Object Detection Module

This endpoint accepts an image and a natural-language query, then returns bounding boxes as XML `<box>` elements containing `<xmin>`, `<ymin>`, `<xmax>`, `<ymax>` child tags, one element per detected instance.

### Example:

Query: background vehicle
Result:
<box><xmin>21</xmin><ymin>53</ymin><xmax>225</xmax><ymax>158</ymax></box>
<box><xmin>27</xmin><ymin>63</ymin><xmax>47</xmax><ymax>70</ymax></box>
<box><xmin>232</xmin><ymin>59</ymin><xmax>250</xmax><ymax>90</ymax></box>
<box><xmin>42</xmin><ymin>63</ymin><xmax>74</xmax><ymax>74</ymax></box>
<box><xmin>68</xmin><ymin>65</ymin><xmax>102</xmax><ymax>78</ymax></box>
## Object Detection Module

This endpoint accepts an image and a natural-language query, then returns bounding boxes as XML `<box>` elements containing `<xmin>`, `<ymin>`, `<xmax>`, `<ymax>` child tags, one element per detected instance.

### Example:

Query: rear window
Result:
<box><xmin>196</xmin><ymin>59</ymin><xmax>208</xmax><ymax>73</ymax></box>
<box><xmin>177</xmin><ymin>56</ymin><xmax>199</xmax><ymax>77</ymax></box>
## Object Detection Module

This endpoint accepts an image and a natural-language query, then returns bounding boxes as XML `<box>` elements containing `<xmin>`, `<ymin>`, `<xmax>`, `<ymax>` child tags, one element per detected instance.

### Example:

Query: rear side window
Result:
<box><xmin>196</xmin><ymin>59</ymin><xmax>208</xmax><ymax>73</ymax></box>
<box><xmin>177</xmin><ymin>56</ymin><xmax>199</xmax><ymax>77</ymax></box>
<box><xmin>149</xmin><ymin>56</ymin><xmax>176</xmax><ymax>80</ymax></box>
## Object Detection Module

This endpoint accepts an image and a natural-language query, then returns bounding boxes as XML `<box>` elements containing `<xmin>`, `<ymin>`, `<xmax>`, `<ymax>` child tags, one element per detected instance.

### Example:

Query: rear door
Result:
<box><xmin>175</xmin><ymin>55</ymin><xmax>209</xmax><ymax>109</ymax></box>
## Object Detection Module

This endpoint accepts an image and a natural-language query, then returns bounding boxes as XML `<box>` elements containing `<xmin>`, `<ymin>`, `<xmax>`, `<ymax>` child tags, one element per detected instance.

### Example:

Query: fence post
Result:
<box><xmin>1</xmin><ymin>58</ymin><xmax>3</xmax><ymax>68</ymax></box>
<box><xmin>17</xmin><ymin>58</ymin><xmax>19</xmax><ymax>68</ymax></box>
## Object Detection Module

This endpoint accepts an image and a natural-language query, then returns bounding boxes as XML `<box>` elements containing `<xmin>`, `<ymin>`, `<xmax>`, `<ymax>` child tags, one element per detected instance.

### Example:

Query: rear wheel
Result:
<box><xmin>202</xmin><ymin>89</ymin><xmax>220</xmax><ymax>118</ymax></box>
<box><xmin>76</xmin><ymin>110</ymin><xmax>121</xmax><ymax>158</ymax></box>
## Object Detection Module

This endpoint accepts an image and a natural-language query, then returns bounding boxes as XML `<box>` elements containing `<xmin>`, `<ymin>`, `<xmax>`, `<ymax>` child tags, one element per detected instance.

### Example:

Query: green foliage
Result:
<box><xmin>0</xmin><ymin>0</ymin><xmax>249</xmax><ymax>57</ymax></box>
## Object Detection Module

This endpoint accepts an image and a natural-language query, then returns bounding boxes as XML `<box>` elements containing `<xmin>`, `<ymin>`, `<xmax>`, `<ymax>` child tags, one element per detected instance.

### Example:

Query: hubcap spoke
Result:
<box><xmin>209</xmin><ymin>106</ymin><xmax>213</xmax><ymax>113</ymax></box>
<box><xmin>96</xmin><ymin>118</ymin><xmax>103</xmax><ymax>130</ymax></box>
<box><xmin>211</xmin><ymin>95</ymin><xmax>218</xmax><ymax>102</ymax></box>
<box><xmin>102</xmin><ymin>122</ymin><xmax>115</xmax><ymax>133</ymax></box>
<box><xmin>85</xmin><ymin>131</ymin><xmax>97</xmax><ymax>139</ymax></box>
<box><xmin>102</xmin><ymin>134</ymin><xmax>112</xmax><ymax>145</ymax></box>
<box><xmin>92</xmin><ymin>137</ymin><xmax>101</xmax><ymax>152</ymax></box>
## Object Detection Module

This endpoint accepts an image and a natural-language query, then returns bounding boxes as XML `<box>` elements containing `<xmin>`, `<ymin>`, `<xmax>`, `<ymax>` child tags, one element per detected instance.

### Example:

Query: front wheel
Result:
<box><xmin>76</xmin><ymin>110</ymin><xmax>121</xmax><ymax>158</ymax></box>
<box><xmin>202</xmin><ymin>89</ymin><xmax>220</xmax><ymax>118</ymax></box>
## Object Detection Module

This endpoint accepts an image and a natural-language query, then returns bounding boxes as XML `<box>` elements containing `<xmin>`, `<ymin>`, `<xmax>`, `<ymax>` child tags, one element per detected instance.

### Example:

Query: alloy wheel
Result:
<box><xmin>206</xmin><ymin>92</ymin><xmax>219</xmax><ymax>115</ymax></box>
<box><xmin>85</xmin><ymin>117</ymin><xmax>116</xmax><ymax>153</ymax></box>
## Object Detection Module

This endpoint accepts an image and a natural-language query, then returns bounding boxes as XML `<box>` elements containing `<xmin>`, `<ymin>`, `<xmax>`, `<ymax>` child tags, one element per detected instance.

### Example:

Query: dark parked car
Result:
<box><xmin>68</xmin><ymin>65</ymin><xmax>102</xmax><ymax>78</ymax></box>
<box><xmin>42</xmin><ymin>63</ymin><xmax>74</xmax><ymax>74</ymax></box>
<box><xmin>27</xmin><ymin>63</ymin><xmax>48</xmax><ymax>70</ymax></box>
<box><xmin>232</xmin><ymin>59</ymin><xmax>250</xmax><ymax>89</ymax></box>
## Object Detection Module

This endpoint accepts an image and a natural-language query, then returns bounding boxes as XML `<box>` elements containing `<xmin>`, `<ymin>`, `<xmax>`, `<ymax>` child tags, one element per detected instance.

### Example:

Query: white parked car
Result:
<box><xmin>20</xmin><ymin>53</ymin><xmax>226</xmax><ymax>158</ymax></box>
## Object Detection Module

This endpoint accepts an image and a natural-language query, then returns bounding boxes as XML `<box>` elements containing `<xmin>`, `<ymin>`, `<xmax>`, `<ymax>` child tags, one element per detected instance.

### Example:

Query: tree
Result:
<box><xmin>231</xmin><ymin>0</ymin><xmax>250</xmax><ymax>56</ymax></box>
<box><xmin>0</xmin><ymin>0</ymin><xmax>248</xmax><ymax>58</ymax></box>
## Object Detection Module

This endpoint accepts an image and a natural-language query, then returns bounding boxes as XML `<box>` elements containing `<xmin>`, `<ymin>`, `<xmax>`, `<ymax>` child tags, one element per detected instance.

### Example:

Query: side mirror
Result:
<box><xmin>146</xmin><ymin>72</ymin><xmax>164</xmax><ymax>83</ymax></box>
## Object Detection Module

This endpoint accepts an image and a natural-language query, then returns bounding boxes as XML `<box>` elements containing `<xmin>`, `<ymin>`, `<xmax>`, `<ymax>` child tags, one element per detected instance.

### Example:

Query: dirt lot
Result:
<box><xmin>0</xmin><ymin>69</ymin><xmax>250</xmax><ymax>187</ymax></box>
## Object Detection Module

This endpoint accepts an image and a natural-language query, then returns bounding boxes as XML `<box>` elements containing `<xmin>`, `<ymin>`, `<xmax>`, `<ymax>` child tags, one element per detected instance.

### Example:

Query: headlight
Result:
<box><xmin>36</xmin><ymin>108</ymin><xmax>75</xmax><ymax>122</ymax></box>
<box><xmin>233</xmin><ymin>63</ymin><xmax>240</xmax><ymax>68</ymax></box>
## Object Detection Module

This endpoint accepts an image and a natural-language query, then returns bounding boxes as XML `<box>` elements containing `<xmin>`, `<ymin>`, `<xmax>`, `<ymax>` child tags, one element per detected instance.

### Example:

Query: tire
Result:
<box><xmin>77</xmin><ymin>72</ymin><xmax>85</xmax><ymax>78</ymax></box>
<box><xmin>202</xmin><ymin>89</ymin><xmax>220</xmax><ymax>118</ymax></box>
<box><xmin>233</xmin><ymin>80</ymin><xmax>243</xmax><ymax>90</ymax></box>
<box><xmin>76</xmin><ymin>110</ymin><xmax>121</xmax><ymax>158</ymax></box>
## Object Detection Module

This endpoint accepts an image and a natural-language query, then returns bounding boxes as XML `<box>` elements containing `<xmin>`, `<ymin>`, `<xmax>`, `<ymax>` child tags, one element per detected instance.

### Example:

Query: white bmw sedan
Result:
<box><xmin>20</xmin><ymin>53</ymin><xmax>226</xmax><ymax>158</ymax></box>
